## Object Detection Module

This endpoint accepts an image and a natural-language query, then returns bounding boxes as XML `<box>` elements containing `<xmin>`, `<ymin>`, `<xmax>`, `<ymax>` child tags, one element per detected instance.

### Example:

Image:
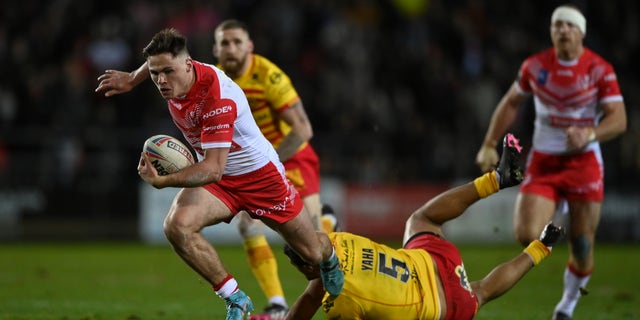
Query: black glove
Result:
<box><xmin>539</xmin><ymin>222</ymin><xmax>564</xmax><ymax>248</ymax></box>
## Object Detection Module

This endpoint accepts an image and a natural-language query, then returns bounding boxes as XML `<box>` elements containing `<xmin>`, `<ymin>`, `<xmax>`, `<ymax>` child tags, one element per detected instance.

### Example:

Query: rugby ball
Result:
<box><xmin>143</xmin><ymin>135</ymin><xmax>195</xmax><ymax>175</ymax></box>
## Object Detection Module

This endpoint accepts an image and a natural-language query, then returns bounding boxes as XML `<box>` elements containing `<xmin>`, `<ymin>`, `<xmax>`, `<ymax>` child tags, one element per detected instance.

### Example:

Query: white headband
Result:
<box><xmin>551</xmin><ymin>6</ymin><xmax>586</xmax><ymax>35</ymax></box>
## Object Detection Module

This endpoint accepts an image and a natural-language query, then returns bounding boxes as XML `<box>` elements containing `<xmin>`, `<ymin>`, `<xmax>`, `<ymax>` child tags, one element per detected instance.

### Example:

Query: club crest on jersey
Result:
<box><xmin>269</xmin><ymin>72</ymin><xmax>282</xmax><ymax>85</ymax></box>
<box><xmin>579</xmin><ymin>74</ymin><xmax>591</xmax><ymax>90</ymax></box>
<box><xmin>188</xmin><ymin>110</ymin><xmax>199</xmax><ymax>127</ymax></box>
<box><xmin>537</xmin><ymin>70</ymin><xmax>549</xmax><ymax>85</ymax></box>
<box><xmin>456</xmin><ymin>264</ymin><xmax>473</xmax><ymax>294</ymax></box>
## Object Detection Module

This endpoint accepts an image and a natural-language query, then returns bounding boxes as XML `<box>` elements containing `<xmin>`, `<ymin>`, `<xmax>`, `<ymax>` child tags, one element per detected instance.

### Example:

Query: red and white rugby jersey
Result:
<box><xmin>515</xmin><ymin>47</ymin><xmax>623</xmax><ymax>154</ymax></box>
<box><xmin>166</xmin><ymin>61</ymin><xmax>282</xmax><ymax>176</ymax></box>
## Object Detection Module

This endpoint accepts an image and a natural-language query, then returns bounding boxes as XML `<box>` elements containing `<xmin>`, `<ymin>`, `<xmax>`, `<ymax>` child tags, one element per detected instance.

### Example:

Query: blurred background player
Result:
<box><xmin>95</xmin><ymin>19</ymin><xmax>338</xmax><ymax>319</ymax></box>
<box><xmin>115</xmin><ymin>28</ymin><xmax>344</xmax><ymax>320</ymax></box>
<box><xmin>474</xmin><ymin>5</ymin><xmax>627</xmax><ymax>320</ymax></box>
<box><xmin>284</xmin><ymin>134</ymin><xmax>564</xmax><ymax>319</ymax></box>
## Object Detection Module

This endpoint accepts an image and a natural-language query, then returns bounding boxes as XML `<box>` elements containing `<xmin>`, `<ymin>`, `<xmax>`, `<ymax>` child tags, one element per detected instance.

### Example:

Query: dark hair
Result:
<box><xmin>143</xmin><ymin>28</ymin><xmax>188</xmax><ymax>59</ymax></box>
<box><xmin>283</xmin><ymin>244</ymin><xmax>309</xmax><ymax>268</ymax></box>
<box><xmin>215</xmin><ymin>19</ymin><xmax>250</xmax><ymax>35</ymax></box>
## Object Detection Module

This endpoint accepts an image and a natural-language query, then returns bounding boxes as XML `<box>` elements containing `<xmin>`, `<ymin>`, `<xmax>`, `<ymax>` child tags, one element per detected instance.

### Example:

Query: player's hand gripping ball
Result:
<box><xmin>142</xmin><ymin>135</ymin><xmax>195</xmax><ymax>175</ymax></box>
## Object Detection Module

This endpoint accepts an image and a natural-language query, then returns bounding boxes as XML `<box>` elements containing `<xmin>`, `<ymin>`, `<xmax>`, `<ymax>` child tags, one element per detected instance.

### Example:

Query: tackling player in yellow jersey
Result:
<box><xmin>284</xmin><ymin>134</ymin><xmax>564</xmax><ymax>320</ymax></box>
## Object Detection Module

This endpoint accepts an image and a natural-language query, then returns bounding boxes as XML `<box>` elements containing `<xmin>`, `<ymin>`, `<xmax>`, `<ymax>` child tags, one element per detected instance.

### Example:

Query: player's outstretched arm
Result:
<box><xmin>471</xmin><ymin>223</ymin><xmax>564</xmax><ymax>307</ymax></box>
<box><xmin>95</xmin><ymin>62</ymin><xmax>150</xmax><ymax>97</ymax></box>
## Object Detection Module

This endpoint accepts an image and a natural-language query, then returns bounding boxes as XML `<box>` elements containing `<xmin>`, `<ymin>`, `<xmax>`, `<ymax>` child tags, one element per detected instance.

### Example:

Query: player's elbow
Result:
<box><xmin>208</xmin><ymin>170</ymin><xmax>224</xmax><ymax>183</ymax></box>
<box><xmin>296</xmin><ymin>125</ymin><xmax>313</xmax><ymax>142</ymax></box>
<box><xmin>606</xmin><ymin>117</ymin><xmax>627</xmax><ymax>141</ymax></box>
<box><xmin>194</xmin><ymin>164</ymin><xmax>224</xmax><ymax>185</ymax></box>
<box><xmin>617</xmin><ymin>119</ymin><xmax>627</xmax><ymax>135</ymax></box>
<box><xmin>607</xmin><ymin>102</ymin><xmax>628</xmax><ymax>136</ymax></box>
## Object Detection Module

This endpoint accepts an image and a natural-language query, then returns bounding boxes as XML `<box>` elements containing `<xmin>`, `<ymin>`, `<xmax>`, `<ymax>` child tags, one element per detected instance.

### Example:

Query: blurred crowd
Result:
<box><xmin>1</xmin><ymin>0</ymin><xmax>638</xmax><ymax>219</ymax></box>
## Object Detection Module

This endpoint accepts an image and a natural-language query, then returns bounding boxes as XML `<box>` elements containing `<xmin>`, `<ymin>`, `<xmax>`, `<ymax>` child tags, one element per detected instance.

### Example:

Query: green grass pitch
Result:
<box><xmin>0</xmin><ymin>242</ymin><xmax>637</xmax><ymax>319</ymax></box>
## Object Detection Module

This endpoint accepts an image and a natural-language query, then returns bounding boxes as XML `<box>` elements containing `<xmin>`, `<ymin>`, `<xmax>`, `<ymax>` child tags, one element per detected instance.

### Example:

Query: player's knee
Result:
<box><xmin>291</xmin><ymin>245</ymin><xmax>323</xmax><ymax>265</ymax></box>
<box><xmin>237</xmin><ymin>218</ymin><xmax>264</xmax><ymax>238</ymax></box>
<box><xmin>571</xmin><ymin>235</ymin><xmax>591</xmax><ymax>261</ymax></box>
<box><xmin>305</xmin><ymin>249</ymin><xmax>324</xmax><ymax>265</ymax></box>
<box><xmin>163</xmin><ymin>211</ymin><xmax>196</xmax><ymax>244</ymax></box>
<box><xmin>299</xmin><ymin>234</ymin><xmax>330</xmax><ymax>265</ymax></box>
<box><xmin>514</xmin><ymin>226</ymin><xmax>537</xmax><ymax>246</ymax></box>
<box><xmin>515</xmin><ymin>235</ymin><xmax>530</xmax><ymax>247</ymax></box>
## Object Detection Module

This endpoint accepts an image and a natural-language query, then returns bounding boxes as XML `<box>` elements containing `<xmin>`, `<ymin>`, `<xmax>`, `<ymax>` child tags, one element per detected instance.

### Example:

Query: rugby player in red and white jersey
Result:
<box><xmin>475</xmin><ymin>5</ymin><xmax>627</xmax><ymax>320</ymax></box>
<box><xmin>108</xmin><ymin>28</ymin><xmax>344</xmax><ymax>320</ymax></box>
<box><xmin>96</xmin><ymin>20</ymin><xmax>337</xmax><ymax>319</ymax></box>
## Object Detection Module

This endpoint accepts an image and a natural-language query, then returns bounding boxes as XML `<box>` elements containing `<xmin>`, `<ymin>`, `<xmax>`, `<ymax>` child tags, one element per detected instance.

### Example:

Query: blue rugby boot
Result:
<box><xmin>224</xmin><ymin>290</ymin><xmax>254</xmax><ymax>320</ymax></box>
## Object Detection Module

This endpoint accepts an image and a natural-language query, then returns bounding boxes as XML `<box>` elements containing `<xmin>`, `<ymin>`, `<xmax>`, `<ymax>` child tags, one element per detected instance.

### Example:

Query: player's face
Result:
<box><xmin>147</xmin><ymin>52</ymin><xmax>194</xmax><ymax>99</ymax></box>
<box><xmin>213</xmin><ymin>28</ymin><xmax>253</xmax><ymax>77</ymax></box>
<box><xmin>550</xmin><ymin>20</ymin><xmax>584</xmax><ymax>58</ymax></box>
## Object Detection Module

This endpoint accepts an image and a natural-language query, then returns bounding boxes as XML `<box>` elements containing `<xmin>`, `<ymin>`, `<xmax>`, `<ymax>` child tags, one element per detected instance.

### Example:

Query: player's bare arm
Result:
<box><xmin>286</xmin><ymin>279</ymin><xmax>324</xmax><ymax>320</ymax></box>
<box><xmin>276</xmin><ymin>100</ymin><xmax>314</xmax><ymax>161</ymax></box>
<box><xmin>476</xmin><ymin>84</ymin><xmax>526</xmax><ymax>172</ymax></box>
<box><xmin>138</xmin><ymin>148</ymin><xmax>228</xmax><ymax>189</ymax></box>
<box><xmin>591</xmin><ymin>100</ymin><xmax>627</xmax><ymax>142</ymax></box>
<box><xmin>471</xmin><ymin>253</ymin><xmax>535</xmax><ymax>307</ymax></box>
<box><xmin>472</xmin><ymin>223</ymin><xmax>563</xmax><ymax>308</ymax></box>
<box><xmin>95</xmin><ymin>62</ymin><xmax>150</xmax><ymax>97</ymax></box>
<box><xmin>565</xmin><ymin>100</ymin><xmax>626</xmax><ymax>151</ymax></box>
<box><xmin>483</xmin><ymin>85</ymin><xmax>525</xmax><ymax>148</ymax></box>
